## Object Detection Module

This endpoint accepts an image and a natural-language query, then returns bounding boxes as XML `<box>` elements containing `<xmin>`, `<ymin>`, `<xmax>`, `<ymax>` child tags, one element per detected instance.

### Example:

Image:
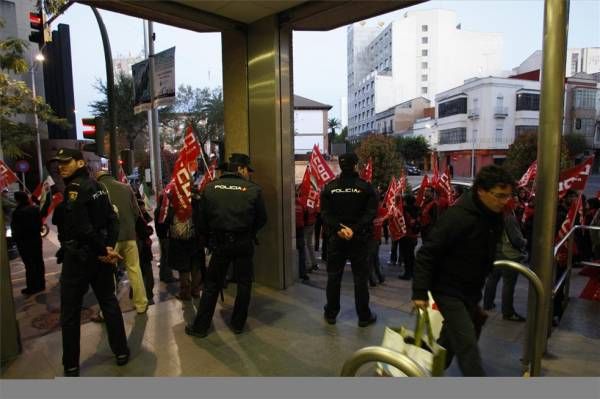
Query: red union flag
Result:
<box><xmin>298</xmin><ymin>165</ymin><xmax>321</xmax><ymax>209</ymax></box>
<box><xmin>359</xmin><ymin>158</ymin><xmax>373</xmax><ymax>183</ymax></box>
<box><xmin>439</xmin><ymin>166</ymin><xmax>454</xmax><ymax>203</ymax></box>
<box><xmin>171</xmin><ymin>153</ymin><xmax>192</xmax><ymax>220</ymax></box>
<box><xmin>398</xmin><ymin>173</ymin><xmax>407</xmax><ymax>195</ymax></box>
<box><xmin>558</xmin><ymin>157</ymin><xmax>594</xmax><ymax>198</ymax></box>
<box><xmin>183</xmin><ymin>126</ymin><xmax>201</xmax><ymax>173</ymax></box>
<box><xmin>0</xmin><ymin>160</ymin><xmax>18</xmax><ymax>190</ymax></box>
<box><xmin>415</xmin><ymin>175</ymin><xmax>430</xmax><ymax>207</ymax></box>
<box><xmin>158</xmin><ymin>182</ymin><xmax>174</xmax><ymax>224</ymax></box>
<box><xmin>309</xmin><ymin>145</ymin><xmax>335</xmax><ymax>188</ymax></box>
<box><xmin>388</xmin><ymin>195</ymin><xmax>407</xmax><ymax>241</ymax></box>
<box><xmin>518</xmin><ymin>160</ymin><xmax>537</xmax><ymax>188</ymax></box>
<box><xmin>383</xmin><ymin>177</ymin><xmax>398</xmax><ymax>210</ymax></box>
<box><xmin>556</xmin><ymin>193</ymin><xmax>582</xmax><ymax>244</ymax></box>
<box><xmin>198</xmin><ymin>158</ymin><xmax>217</xmax><ymax>193</ymax></box>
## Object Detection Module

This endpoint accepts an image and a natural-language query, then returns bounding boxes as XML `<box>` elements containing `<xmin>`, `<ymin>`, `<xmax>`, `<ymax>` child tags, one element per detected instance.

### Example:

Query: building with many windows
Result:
<box><xmin>513</xmin><ymin>48</ymin><xmax>600</xmax><ymax>77</ymax></box>
<box><xmin>374</xmin><ymin>96</ymin><xmax>432</xmax><ymax>136</ymax></box>
<box><xmin>347</xmin><ymin>9</ymin><xmax>503</xmax><ymax>138</ymax></box>
<box><xmin>427</xmin><ymin>76</ymin><xmax>540</xmax><ymax>177</ymax></box>
<box><xmin>563</xmin><ymin>73</ymin><xmax>600</xmax><ymax>154</ymax></box>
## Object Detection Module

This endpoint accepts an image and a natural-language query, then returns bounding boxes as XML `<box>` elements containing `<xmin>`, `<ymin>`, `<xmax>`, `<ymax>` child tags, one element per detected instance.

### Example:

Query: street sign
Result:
<box><xmin>15</xmin><ymin>160</ymin><xmax>30</xmax><ymax>173</ymax></box>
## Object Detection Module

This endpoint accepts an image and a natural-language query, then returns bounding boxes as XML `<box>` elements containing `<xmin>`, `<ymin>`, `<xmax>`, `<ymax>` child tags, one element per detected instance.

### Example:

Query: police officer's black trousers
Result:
<box><xmin>16</xmin><ymin>237</ymin><xmax>45</xmax><ymax>290</ymax></box>
<box><xmin>324</xmin><ymin>236</ymin><xmax>372</xmax><ymax>322</ymax></box>
<box><xmin>60</xmin><ymin>249</ymin><xmax>128</xmax><ymax>370</ymax></box>
<box><xmin>192</xmin><ymin>239</ymin><xmax>254</xmax><ymax>332</ymax></box>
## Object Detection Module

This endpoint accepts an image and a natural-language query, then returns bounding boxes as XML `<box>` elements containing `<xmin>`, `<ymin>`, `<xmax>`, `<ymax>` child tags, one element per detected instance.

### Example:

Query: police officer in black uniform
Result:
<box><xmin>186</xmin><ymin>153</ymin><xmax>267</xmax><ymax>337</ymax></box>
<box><xmin>52</xmin><ymin>148</ymin><xmax>129</xmax><ymax>376</ymax></box>
<box><xmin>321</xmin><ymin>152</ymin><xmax>378</xmax><ymax>327</ymax></box>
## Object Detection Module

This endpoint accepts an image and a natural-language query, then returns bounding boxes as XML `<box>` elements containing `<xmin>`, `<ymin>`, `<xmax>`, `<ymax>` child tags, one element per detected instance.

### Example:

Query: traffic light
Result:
<box><xmin>82</xmin><ymin>117</ymin><xmax>106</xmax><ymax>157</ymax></box>
<box><xmin>28</xmin><ymin>11</ymin><xmax>50</xmax><ymax>48</ymax></box>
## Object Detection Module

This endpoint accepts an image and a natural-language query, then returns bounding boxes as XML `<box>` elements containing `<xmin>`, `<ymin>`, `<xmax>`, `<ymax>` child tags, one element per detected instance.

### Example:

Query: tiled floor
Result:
<box><xmin>2</xmin><ymin>239</ymin><xmax>599</xmax><ymax>378</ymax></box>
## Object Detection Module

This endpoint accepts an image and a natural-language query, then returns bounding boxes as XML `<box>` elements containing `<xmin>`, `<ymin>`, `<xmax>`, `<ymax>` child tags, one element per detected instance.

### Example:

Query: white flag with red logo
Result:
<box><xmin>0</xmin><ymin>160</ymin><xmax>18</xmax><ymax>190</ymax></box>
<box><xmin>558</xmin><ymin>157</ymin><xmax>594</xmax><ymax>198</ymax></box>
<box><xmin>118</xmin><ymin>166</ymin><xmax>128</xmax><ymax>184</ymax></box>
<box><xmin>32</xmin><ymin>175</ymin><xmax>55</xmax><ymax>209</ymax></box>
<box><xmin>309</xmin><ymin>145</ymin><xmax>335</xmax><ymax>188</ymax></box>
<box><xmin>170</xmin><ymin>153</ymin><xmax>193</xmax><ymax>220</ymax></box>
<box><xmin>518</xmin><ymin>160</ymin><xmax>537</xmax><ymax>188</ymax></box>
<box><xmin>359</xmin><ymin>158</ymin><xmax>373</xmax><ymax>183</ymax></box>
<box><xmin>556</xmin><ymin>193</ymin><xmax>582</xmax><ymax>244</ymax></box>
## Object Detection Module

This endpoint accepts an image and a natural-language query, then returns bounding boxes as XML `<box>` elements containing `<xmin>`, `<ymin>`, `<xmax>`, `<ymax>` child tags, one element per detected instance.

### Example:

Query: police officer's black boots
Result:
<box><xmin>64</xmin><ymin>367</ymin><xmax>79</xmax><ymax>377</ymax></box>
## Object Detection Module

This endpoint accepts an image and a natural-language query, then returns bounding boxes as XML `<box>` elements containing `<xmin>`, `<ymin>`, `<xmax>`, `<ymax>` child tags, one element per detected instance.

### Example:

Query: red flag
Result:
<box><xmin>359</xmin><ymin>158</ymin><xmax>373</xmax><ymax>183</ymax></box>
<box><xmin>157</xmin><ymin>182</ymin><xmax>174</xmax><ymax>224</ymax></box>
<box><xmin>415</xmin><ymin>175</ymin><xmax>430</xmax><ymax>207</ymax></box>
<box><xmin>383</xmin><ymin>177</ymin><xmax>398</xmax><ymax>210</ymax></box>
<box><xmin>398</xmin><ymin>172</ymin><xmax>407</xmax><ymax>195</ymax></box>
<box><xmin>170</xmin><ymin>153</ymin><xmax>193</xmax><ymax>220</ymax></box>
<box><xmin>388</xmin><ymin>196</ymin><xmax>407</xmax><ymax>241</ymax></box>
<box><xmin>438</xmin><ymin>166</ymin><xmax>454</xmax><ymax>204</ymax></box>
<box><xmin>558</xmin><ymin>157</ymin><xmax>594</xmax><ymax>198</ymax></box>
<box><xmin>298</xmin><ymin>165</ymin><xmax>321</xmax><ymax>209</ymax></box>
<box><xmin>518</xmin><ymin>160</ymin><xmax>537</xmax><ymax>188</ymax></box>
<box><xmin>43</xmin><ymin>192</ymin><xmax>63</xmax><ymax>223</ymax></box>
<box><xmin>309</xmin><ymin>145</ymin><xmax>335</xmax><ymax>188</ymax></box>
<box><xmin>183</xmin><ymin>126</ymin><xmax>201</xmax><ymax>173</ymax></box>
<box><xmin>198</xmin><ymin>159</ymin><xmax>217</xmax><ymax>192</ymax></box>
<box><xmin>431</xmin><ymin>152</ymin><xmax>439</xmax><ymax>188</ymax></box>
<box><xmin>0</xmin><ymin>160</ymin><xmax>18</xmax><ymax>190</ymax></box>
<box><xmin>556</xmin><ymin>193</ymin><xmax>582</xmax><ymax>244</ymax></box>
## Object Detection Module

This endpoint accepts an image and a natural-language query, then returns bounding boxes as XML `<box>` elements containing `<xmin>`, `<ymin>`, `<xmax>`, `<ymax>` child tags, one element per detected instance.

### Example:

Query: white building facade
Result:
<box><xmin>513</xmin><ymin>47</ymin><xmax>600</xmax><ymax>77</ymax></box>
<box><xmin>431</xmin><ymin>76</ymin><xmax>540</xmax><ymax>177</ymax></box>
<box><xmin>347</xmin><ymin>9</ymin><xmax>503</xmax><ymax>138</ymax></box>
<box><xmin>293</xmin><ymin>95</ymin><xmax>332</xmax><ymax>155</ymax></box>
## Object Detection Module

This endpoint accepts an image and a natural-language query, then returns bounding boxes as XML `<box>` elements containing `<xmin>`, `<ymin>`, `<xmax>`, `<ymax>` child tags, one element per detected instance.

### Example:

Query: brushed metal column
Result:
<box><xmin>527</xmin><ymin>0</ymin><xmax>570</xmax><ymax>372</ymax></box>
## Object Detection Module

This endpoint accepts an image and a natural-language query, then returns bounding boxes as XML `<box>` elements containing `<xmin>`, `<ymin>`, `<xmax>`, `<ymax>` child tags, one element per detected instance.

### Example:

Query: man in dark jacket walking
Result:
<box><xmin>186</xmin><ymin>153</ymin><xmax>267</xmax><ymax>337</ymax></box>
<box><xmin>11</xmin><ymin>191</ymin><xmax>45</xmax><ymax>294</ymax></box>
<box><xmin>52</xmin><ymin>148</ymin><xmax>129</xmax><ymax>377</ymax></box>
<box><xmin>321</xmin><ymin>152</ymin><xmax>378</xmax><ymax>327</ymax></box>
<box><xmin>412</xmin><ymin>165</ymin><xmax>514</xmax><ymax>376</ymax></box>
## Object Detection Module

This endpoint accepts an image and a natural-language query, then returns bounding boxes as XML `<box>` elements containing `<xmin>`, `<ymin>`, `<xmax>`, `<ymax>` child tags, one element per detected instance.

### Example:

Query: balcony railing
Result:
<box><xmin>467</xmin><ymin>108</ymin><xmax>480</xmax><ymax>119</ymax></box>
<box><xmin>494</xmin><ymin>106</ymin><xmax>509</xmax><ymax>118</ymax></box>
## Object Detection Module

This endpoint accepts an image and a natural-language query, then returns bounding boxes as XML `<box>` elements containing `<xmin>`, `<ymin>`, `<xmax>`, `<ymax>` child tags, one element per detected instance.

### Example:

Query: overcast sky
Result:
<box><xmin>53</xmin><ymin>0</ymin><xmax>599</xmax><ymax>138</ymax></box>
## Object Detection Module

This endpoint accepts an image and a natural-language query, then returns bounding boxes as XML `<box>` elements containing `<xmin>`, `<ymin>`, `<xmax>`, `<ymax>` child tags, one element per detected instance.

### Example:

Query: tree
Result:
<box><xmin>0</xmin><ymin>19</ymin><xmax>67</xmax><ymax>159</ymax></box>
<box><xmin>563</xmin><ymin>132</ymin><xmax>587</xmax><ymax>159</ymax></box>
<box><xmin>395</xmin><ymin>136</ymin><xmax>430</xmax><ymax>164</ymax></box>
<box><xmin>327</xmin><ymin>117</ymin><xmax>341</xmax><ymax>153</ymax></box>
<box><xmin>89</xmin><ymin>72</ymin><xmax>148</xmax><ymax>167</ymax></box>
<box><xmin>355</xmin><ymin>134</ymin><xmax>402</xmax><ymax>189</ymax></box>
<box><xmin>504</xmin><ymin>132</ymin><xmax>570</xmax><ymax>180</ymax></box>
<box><xmin>333</xmin><ymin>126</ymin><xmax>348</xmax><ymax>144</ymax></box>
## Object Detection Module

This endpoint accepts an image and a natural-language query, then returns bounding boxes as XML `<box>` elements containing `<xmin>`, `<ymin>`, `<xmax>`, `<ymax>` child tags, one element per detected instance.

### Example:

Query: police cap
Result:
<box><xmin>51</xmin><ymin>148</ymin><xmax>84</xmax><ymax>162</ymax></box>
<box><xmin>229</xmin><ymin>153</ymin><xmax>254</xmax><ymax>172</ymax></box>
<box><xmin>338</xmin><ymin>152</ymin><xmax>358</xmax><ymax>170</ymax></box>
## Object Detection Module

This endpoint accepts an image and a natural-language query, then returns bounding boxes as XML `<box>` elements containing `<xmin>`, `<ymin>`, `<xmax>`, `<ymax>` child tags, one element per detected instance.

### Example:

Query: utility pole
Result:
<box><xmin>147</xmin><ymin>21</ymin><xmax>163</xmax><ymax>193</ymax></box>
<box><xmin>91</xmin><ymin>7</ymin><xmax>118</xmax><ymax>177</ymax></box>
<box><xmin>30</xmin><ymin>55</ymin><xmax>44</xmax><ymax>184</ymax></box>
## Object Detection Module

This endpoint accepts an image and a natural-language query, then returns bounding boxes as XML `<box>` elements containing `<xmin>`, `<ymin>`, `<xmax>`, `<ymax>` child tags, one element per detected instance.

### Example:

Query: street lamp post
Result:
<box><xmin>30</xmin><ymin>53</ymin><xmax>45</xmax><ymax>184</ymax></box>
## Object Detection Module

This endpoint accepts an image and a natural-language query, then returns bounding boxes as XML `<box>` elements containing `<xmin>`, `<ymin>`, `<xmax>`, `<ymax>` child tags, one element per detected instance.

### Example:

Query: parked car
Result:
<box><xmin>405</xmin><ymin>165</ymin><xmax>421</xmax><ymax>176</ymax></box>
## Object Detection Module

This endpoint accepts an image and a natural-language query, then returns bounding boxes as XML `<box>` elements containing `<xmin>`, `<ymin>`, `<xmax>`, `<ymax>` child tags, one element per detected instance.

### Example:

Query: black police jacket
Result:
<box><xmin>412</xmin><ymin>191</ymin><xmax>504</xmax><ymax>304</ymax></box>
<box><xmin>320</xmin><ymin>171</ymin><xmax>378</xmax><ymax>239</ymax></box>
<box><xmin>58</xmin><ymin>168</ymin><xmax>120</xmax><ymax>257</ymax></box>
<box><xmin>197</xmin><ymin>172</ymin><xmax>267</xmax><ymax>236</ymax></box>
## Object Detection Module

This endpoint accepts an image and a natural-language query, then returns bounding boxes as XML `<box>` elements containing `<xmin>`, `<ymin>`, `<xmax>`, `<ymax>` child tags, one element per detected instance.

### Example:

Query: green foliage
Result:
<box><xmin>563</xmin><ymin>132</ymin><xmax>587</xmax><ymax>158</ymax></box>
<box><xmin>355</xmin><ymin>134</ymin><xmax>402</xmax><ymax>189</ymax></box>
<box><xmin>333</xmin><ymin>126</ymin><xmax>348</xmax><ymax>144</ymax></box>
<box><xmin>395</xmin><ymin>135</ymin><xmax>430</xmax><ymax>163</ymax></box>
<box><xmin>504</xmin><ymin>132</ymin><xmax>570</xmax><ymax>180</ymax></box>
<box><xmin>1</xmin><ymin>20</ymin><xmax>68</xmax><ymax>158</ymax></box>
